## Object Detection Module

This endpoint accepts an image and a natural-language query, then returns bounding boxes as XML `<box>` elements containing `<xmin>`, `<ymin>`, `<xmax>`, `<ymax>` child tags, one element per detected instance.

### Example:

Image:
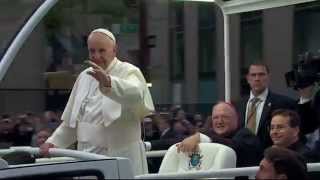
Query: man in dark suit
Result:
<box><xmin>238</xmin><ymin>63</ymin><xmax>296</xmax><ymax>148</ymax></box>
<box><xmin>269</xmin><ymin>109</ymin><xmax>319</xmax><ymax>163</ymax></box>
<box><xmin>297</xmin><ymin>84</ymin><xmax>320</xmax><ymax>138</ymax></box>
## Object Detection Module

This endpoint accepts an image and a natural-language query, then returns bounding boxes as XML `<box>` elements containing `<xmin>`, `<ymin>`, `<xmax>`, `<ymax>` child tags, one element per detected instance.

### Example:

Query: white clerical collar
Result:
<box><xmin>250</xmin><ymin>88</ymin><xmax>268</xmax><ymax>102</ymax></box>
<box><xmin>105</xmin><ymin>58</ymin><xmax>118</xmax><ymax>73</ymax></box>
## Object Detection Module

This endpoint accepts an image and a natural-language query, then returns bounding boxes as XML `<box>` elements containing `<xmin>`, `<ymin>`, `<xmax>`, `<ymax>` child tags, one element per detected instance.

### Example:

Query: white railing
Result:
<box><xmin>143</xmin><ymin>149</ymin><xmax>320</xmax><ymax>179</ymax></box>
<box><xmin>35</xmin><ymin>157</ymin><xmax>76</xmax><ymax>164</ymax></box>
<box><xmin>135</xmin><ymin>163</ymin><xmax>320</xmax><ymax>179</ymax></box>
<box><xmin>307</xmin><ymin>163</ymin><xmax>320</xmax><ymax>172</ymax></box>
<box><xmin>0</xmin><ymin>146</ymin><xmax>109</xmax><ymax>160</ymax></box>
<box><xmin>135</xmin><ymin>167</ymin><xmax>258</xmax><ymax>179</ymax></box>
<box><xmin>146</xmin><ymin>150</ymin><xmax>167</xmax><ymax>158</ymax></box>
<box><xmin>0</xmin><ymin>146</ymin><xmax>165</xmax><ymax>164</ymax></box>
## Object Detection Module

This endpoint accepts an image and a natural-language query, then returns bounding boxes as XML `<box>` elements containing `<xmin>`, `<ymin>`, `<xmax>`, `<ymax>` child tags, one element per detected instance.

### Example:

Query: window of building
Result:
<box><xmin>240</xmin><ymin>11</ymin><xmax>262</xmax><ymax>95</ymax></box>
<box><xmin>294</xmin><ymin>1</ymin><xmax>320</xmax><ymax>62</ymax></box>
<box><xmin>198</xmin><ymin>3</ymin><xmax>216</xmax><ymax>79</ymax></box>
<box><xmin>169</xmin><ymin>1</ymin><xmax>184</xmax><ymax>81</ymax></box>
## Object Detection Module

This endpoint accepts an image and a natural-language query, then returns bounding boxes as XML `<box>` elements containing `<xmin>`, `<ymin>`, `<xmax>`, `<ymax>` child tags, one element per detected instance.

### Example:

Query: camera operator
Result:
<box><xmin>286</xmin><ymin>52</ymin><xmax>320</xmax><ymax>147</ymax></box>
<box><xmin>298</xmin><ymin>84</ymin><xmax>320</xmax><ymax>144</ymax></box>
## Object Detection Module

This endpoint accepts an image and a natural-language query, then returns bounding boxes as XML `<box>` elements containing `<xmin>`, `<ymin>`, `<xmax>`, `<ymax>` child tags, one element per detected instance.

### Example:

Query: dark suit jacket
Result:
<box><xmin>150</xmin><ymin>128</ymin><xmax>186</xmax><ymax>150</ymax></box>
<box><xmin>204</xmin><ymin>128</ymin><xmax>263</xmax><ymax>167</ymax></box>
<box><xmin>237</xmin><ymin>90</ymin><xmax>296</xmax><ymax>148</ymax></box>
<box><xmin>297</xmin><ymin>90</ymin><xmax>320</xmax><ymax>136</ymax></box>
<box><xmin>288</xmin><ymin>141</ymin><xmax>320</xmax><ymax>163</ymax></box>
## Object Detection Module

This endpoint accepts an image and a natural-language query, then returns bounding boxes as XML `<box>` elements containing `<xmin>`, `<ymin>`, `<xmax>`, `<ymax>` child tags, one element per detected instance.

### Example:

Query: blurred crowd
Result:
<box><xmin>142</xmin><ymin>106</ymin><xmax>207</xmax><ymax>145</ymax></box>
<box><xmin>0</xmin><ymin>105</ymin><xmax>206</xmax><ymax>150</ymax></box>
<box><xmin>0</xmin><ymin>111</ymin><xmax>60</xmax><ymax>148</ymax></box>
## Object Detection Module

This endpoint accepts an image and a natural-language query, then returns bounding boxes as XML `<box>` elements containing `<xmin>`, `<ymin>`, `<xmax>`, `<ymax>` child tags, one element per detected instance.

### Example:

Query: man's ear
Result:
<box><xmin>277</xmin><ymin>173</ymin><xmax>287</xmax><ymax>179</ymax></box>
<box><xmin>113</xmin><ymin>44</ymin><xmax>117</xmax><ymax>53</ymax></box>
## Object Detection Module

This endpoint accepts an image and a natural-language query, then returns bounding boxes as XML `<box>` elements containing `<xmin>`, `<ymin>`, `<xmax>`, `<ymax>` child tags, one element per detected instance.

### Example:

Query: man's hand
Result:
<box><xmin>39</xmin><ymin>143</ymin><xmax>55</xmax><ymax>157</ymax></box>
<box><xmin>86</xmin><ymin>61</ymin><xmax>111</xmax><ymax>87</ymax></box>
<box><xmin>176</xmin><ymin>133</ymin><xmax>200</xmax><ymax>155</ymax></box>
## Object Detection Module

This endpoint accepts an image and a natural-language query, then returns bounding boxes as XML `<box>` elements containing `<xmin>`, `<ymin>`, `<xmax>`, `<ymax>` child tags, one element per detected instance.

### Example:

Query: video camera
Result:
<box><xmin>285</xmin><ymin>51</ymin><xmax>320</xmax><ymax>90</ymax></box>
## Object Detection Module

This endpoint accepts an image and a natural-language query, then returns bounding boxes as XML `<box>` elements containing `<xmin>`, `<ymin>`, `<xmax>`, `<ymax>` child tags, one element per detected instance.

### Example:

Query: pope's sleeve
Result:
<box><xmin>100</xmin><ymin>69</ymin><xmax>144</xmax><ymax>106</ymax></box>
<box><xmin>46</xmin><ymin>121</ymin><xmax>77</xmax><ymax>148</ymax></box>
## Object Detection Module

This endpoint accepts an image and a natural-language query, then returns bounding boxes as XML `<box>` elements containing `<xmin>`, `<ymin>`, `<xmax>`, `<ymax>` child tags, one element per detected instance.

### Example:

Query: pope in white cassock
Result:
<box><xmin>40</xmin><ymin>28</ymin><xmax>155</xmax><ymax>175</ymax></box>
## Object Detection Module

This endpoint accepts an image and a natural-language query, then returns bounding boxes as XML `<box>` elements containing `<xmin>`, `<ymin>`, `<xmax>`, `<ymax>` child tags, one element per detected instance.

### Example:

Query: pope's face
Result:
<box><xmin>87</xmin><ymin>32</ymin><xmax>116</xmax><ymax>69</ymax></box>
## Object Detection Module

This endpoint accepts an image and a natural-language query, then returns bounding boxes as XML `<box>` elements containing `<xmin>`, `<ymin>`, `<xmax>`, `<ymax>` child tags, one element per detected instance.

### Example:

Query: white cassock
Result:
<box><xmin>46</xmin><ymin>58</ymin><xmax>154</xmax><ymax>175</ymax></box>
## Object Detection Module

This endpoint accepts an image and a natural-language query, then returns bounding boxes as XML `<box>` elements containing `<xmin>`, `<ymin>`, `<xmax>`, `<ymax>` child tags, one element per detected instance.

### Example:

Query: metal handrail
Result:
<box><xmin>0</xmin><ymin>147</ymin><xmax>166</xmax><ymax>161</ymax></box>
<box><xmin>35</xmin><ymin>157</ymin><xmax>76</xmax><ymax>164</ymax></box>
<box><xmin>0</xmin><ymin>146</ymin><xmax>109</xmax><ymax>160</ymax></box>
<box><xmin>146</xmin><ymin>150</ymin><xmax>167</xmax><ymax>158</ymax></box>
<box><xmin>135</xmin><ymin>167</ymin><xmax>258</xmax><ymax>179</ymax></box>
<box><xmin>135</xmin><ymin>163</ymin><xmax>320</xmax><ymax>179</ymax></box>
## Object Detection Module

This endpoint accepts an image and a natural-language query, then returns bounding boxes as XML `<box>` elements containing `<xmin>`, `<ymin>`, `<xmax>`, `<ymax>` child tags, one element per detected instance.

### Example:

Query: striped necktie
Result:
<box><xmin>247</xmin><ymin>97</ymin><xmax>261</xmax><ymax>134</ymax></box>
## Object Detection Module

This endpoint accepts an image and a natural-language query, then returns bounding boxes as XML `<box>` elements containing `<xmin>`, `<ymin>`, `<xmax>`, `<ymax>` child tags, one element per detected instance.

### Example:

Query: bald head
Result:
<box><xmin>211</xmin><ymin>102</ymin><xmax>239</xmax><ymax>136</ymax></box>
<box><xmin>87</xmin><ymin>29</ymin><xmax>117</xmax><ymax>69</ymax></box>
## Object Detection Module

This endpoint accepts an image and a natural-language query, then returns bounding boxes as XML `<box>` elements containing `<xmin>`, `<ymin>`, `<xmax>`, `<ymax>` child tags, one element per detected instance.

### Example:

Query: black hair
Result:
<box><xmin>264</xmin><ymin>147</ymin><xmax>308</xmax><ymax>180</ymax></box>
<box><xmin>247</xmin><ymin>62</ymin><xmax>270</xmax><ymax>74</ymax></box>
<box><xmin>271</xmin><ymin>109</ymin><xmax>301</xmax><ymax>128</ymax></box>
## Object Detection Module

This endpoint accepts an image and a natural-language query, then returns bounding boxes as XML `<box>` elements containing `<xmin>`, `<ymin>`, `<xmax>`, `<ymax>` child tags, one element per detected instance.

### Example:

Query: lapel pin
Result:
<box><xmin>268</xmin><ymin>103</ymin><xmax>271</xmax><ymax>107</ymax></box>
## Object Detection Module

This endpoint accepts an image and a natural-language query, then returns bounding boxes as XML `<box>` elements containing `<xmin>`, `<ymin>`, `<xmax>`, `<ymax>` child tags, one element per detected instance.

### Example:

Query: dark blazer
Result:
<box><xmin>237</xmin><ymin>90</ymin><xmax>296</xmax><ymax>148</ymax></box>
<box><xmin>297</xmin><ymin>90</ymin><xmax>320</xmax><ymax>136</ymax></box>
<box><xmin>149</xmin><ymin>128</ymin><xmax>186</xmax><ymax>150</ymax></box>
<box><xmin>288</xmin><ymin>141</ymin><xmax>320</xmax><ymax>163</ymax></box>
<box><xmin>204</xmin><ymin>128</ymin><xmax>263</xmax><ymax>167</ymax></box>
